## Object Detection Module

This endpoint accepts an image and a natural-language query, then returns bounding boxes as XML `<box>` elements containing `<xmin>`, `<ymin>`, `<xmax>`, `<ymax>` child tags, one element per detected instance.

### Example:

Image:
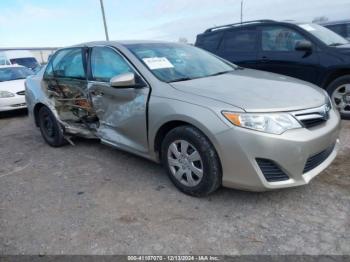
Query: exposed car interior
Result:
<box><xmin>43</xmin><ymin>48</ymin><xmax>98</xmax><ymax>131</ymax></box>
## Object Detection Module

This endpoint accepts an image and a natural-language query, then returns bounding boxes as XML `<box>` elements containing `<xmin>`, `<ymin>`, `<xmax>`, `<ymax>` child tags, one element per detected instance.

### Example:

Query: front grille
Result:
<box><xmin>293</xmin><ymin>103</ymin><xmax>331</xmax><ymax>129</ymax></box>
<box><xmin>16</xmin><ymin>91</ymin><xmax>25</xmax><ymax>95</ymax></box>
<box><xmin>300</xmin><ymin>118</ymin><xmax>327</xmax><ymax>128</ymax></box>
<box><xmin>303</xmin><ymin>143</ymin><xmax>335</xmax><ymax>173</ymax></box>
<box><xmin>256</xmin><ymin>158</ymin><xmax>289</xmax><ymax>182</ymax></box>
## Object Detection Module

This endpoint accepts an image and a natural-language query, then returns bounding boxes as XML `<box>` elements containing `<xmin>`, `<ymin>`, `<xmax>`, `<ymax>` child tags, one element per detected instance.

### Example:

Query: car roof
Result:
<box><xmin>201</xmin><ymin>19</ymin><xmax>310</xmax><ymax>34</ymax></box>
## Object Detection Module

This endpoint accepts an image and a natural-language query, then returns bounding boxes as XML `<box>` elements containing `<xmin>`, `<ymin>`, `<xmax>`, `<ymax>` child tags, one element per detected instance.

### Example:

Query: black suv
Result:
<box><xmin>320</xmin><ymin>20</ymin><xmax>350</xmax><ymax>41</ymax></box>
<box><xmin>195</xmin><ymin>20</ymin><xmax>350</xmax><ymax>118</ymax></box>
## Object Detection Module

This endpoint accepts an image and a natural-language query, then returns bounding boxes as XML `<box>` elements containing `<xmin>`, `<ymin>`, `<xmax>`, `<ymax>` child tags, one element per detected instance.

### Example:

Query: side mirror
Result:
<box><xmin>110</xmin><ymin>72</ymin><xmax>136</xmax><ymax>88</ymax></box>
<box><xmin>295</xmin><ymin>40</ymin><xmax>313</xmax><ymax>52</ymax></box>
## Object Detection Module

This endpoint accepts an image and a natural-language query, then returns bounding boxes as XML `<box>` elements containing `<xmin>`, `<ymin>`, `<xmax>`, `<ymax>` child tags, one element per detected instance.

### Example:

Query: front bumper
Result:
<box><xmin>216</xmin><ymin>109</ymin><xmax>341</xmax><ymax>191</ymax></box>
<box><xmin>0</xmin><ymin>95</ymin><xmax>26</xmax><ymax>112</ymax></box>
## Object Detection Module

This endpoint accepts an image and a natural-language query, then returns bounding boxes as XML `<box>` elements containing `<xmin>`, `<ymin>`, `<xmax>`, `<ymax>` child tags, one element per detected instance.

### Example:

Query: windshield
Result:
<box><xmin>126</xmin><ymin>43</ymin><xmax>236</xmax><ymax>82</ymax></box>
<box><xmin>298</xmin><ymin>23</ymin><xmax>349</xmax><ymax>46</ymax></box>
<box><xmin>0</xmin><ymin>67</ymin><xmax>34</xmax><ymax>82</ymax></box>
<box><xmin>10</xmin><ymin>57</ymin><xmax>39</xmax><ymax>69</ymax></box>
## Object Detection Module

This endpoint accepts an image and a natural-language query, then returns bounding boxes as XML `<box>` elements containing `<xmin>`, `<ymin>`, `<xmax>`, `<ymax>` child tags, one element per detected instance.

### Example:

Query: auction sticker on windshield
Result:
<box><xmin>142</xmin><ymin>57</ymin><xmax>174</xmax><ymax>70</ymax></box>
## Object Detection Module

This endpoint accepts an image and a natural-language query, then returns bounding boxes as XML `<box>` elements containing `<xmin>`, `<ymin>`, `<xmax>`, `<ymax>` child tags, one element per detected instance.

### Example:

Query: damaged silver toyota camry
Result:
<box><xmin>25</xmin><ymin>41</ymin><xmax>341</xmax><ymax>196</ymax></box>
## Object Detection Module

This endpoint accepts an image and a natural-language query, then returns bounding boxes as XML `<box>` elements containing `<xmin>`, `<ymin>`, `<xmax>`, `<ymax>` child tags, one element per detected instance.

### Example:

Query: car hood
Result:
<box><xmin>170</xmin><ymin>69</ymin><xmax>327</xmax><ymax>112</ymax></box>
<box><xmin>0</xmin><ymin>79</ymin><xmax>26</xmax><ymax>93</ymax></box>
<box><xmin>332</xmin><ymin>43</ymin><xmax>350</xmax><ymax>55</ymax></box>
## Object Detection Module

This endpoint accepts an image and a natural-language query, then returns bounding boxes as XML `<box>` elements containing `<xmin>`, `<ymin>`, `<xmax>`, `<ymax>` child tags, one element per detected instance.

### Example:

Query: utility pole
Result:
<box><xmin>240</xmin><ymin>0</ymin><xmax>243</xmax><ymax>24</ymax></box>
<box><xmin>99</xmin><ymin>0</ymin><xmax>110</xmax><ymax>41</ymax></box>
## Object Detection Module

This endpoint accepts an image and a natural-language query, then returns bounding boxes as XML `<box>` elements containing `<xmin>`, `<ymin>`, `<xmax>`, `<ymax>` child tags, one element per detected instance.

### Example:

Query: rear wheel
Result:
<box><xmin>161</xmin><ymin>126</ymin><xmax>222</xmax><ymax>197</ymax></box>
<box><xmin>38</xmin><ymin>106</ymin><xmax>67</xmax><ymax>147</ymax></box>
<box><xmin>327</xmin><ymin>75</ymin><xmax>350</xmax><ymax>119</ymax></box>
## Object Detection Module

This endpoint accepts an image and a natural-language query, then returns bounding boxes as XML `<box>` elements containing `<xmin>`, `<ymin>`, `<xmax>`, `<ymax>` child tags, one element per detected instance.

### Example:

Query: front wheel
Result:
<box><xmin>327</xmin><ymin>75</ymin><xmax>350</xmax><ymax>119</ymax></box>
<box><xmin>38</xmin><ymin>106</ymin><xmax>67</xmax><ymax>147</ymax></box>
<box><xmin>161</xmin><ymin>126</ymin><xmax>222</xmax><ymax>197</ymax></box>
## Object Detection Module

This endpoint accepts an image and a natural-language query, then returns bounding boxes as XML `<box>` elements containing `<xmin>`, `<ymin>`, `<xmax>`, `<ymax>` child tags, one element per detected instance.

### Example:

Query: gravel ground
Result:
<box><xmin>0</xmin><ymin>110</ymin><xmax>349</xmax><ymax>255</ymax></box>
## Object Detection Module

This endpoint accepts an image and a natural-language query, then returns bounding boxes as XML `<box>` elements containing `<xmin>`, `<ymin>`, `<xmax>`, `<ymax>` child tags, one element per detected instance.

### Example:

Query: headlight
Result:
<box><xmin>322</xmin><ymin>90</ymin><xmax>333</xmax><ymax>109</ymax></box>
<box><xmin>0</xmin><ymin>91</ymin><xmax>15</xmax><ymax>98</ymax></box>
<box><xmin>222</xmin><ymin>111</ymin><xmax>302</xmax><ymax>135</ymax></box>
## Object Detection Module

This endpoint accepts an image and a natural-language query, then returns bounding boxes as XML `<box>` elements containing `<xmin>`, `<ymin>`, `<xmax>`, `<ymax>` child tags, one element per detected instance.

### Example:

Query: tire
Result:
<box><xmin>38</xmin><ymin>106</ymin><xmax>67</xmax><ymax>147</ymax></box>
<box><xmin>161</xmin><ymin>126</ymin><xmax>222</xmax><ymax>197</ymax></box>
<box><xmin>326</xmin><ymin>75</ymin><xmax>350</xmax><ymax>120</ymax></box>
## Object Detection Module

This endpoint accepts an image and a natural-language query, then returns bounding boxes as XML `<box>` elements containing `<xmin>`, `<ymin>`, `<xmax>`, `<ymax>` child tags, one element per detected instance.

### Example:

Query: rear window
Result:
<box><xmin>10</xmin><ymin>57</ymin><xmax>39</xmax><ymax>69</ymax></box>
<box><xmin>196</xmin><ymin>32</ymin><xmax>223</xmax><ymax>51</ymax></box>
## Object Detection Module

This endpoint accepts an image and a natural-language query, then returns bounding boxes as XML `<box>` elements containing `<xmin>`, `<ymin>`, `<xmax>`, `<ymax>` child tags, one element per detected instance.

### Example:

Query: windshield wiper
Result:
<box><xmin>168</xmin><ymin>77</ymin><xmax>193</xmax><ymax>83</ymax></box>
<box><xmin>169</xmin><ymin>70</ymin><xmax>235</xmax><ymax>83</ymax></box>
<box><xmin>207</xmin><ymin>70</ymin><xmax>234</xmax><ymax>77</ymax></box>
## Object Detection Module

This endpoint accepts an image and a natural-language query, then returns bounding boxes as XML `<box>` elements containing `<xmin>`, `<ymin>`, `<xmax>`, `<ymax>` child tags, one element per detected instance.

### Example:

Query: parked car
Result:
<box><xmin>0</xmin><ymin>65</ymin><xmax>33</xmax><ymax>112</ymax></box>
<box><xmin>320</xmin><ymin>20</ymin><xmax>350</xmax><ymax>41</ymax></box>
<box><xmin>25</xmin><ymin>41</ymin><xmax>340</xmax><ymax>196</ymax></box>
<box><xmin>0</xmin><ymin>50</ymin><xmax>40</xmax><ymax>70</ymax></box>
<box><xmin>195</xmin><ymin>20</ymin><xmax>350</xmax><ymax>119</ymax></box>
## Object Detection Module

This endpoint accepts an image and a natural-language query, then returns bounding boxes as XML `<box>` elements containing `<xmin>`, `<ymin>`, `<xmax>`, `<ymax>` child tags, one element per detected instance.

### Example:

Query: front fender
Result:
<box><xmin>148</xmin><ymin>96</ymin><xmax>232</xmax><ymax>162</ymax></box>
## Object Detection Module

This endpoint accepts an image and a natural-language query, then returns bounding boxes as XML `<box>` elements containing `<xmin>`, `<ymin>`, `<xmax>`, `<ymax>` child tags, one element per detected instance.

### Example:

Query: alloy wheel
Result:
<box><xmin>331</xmin><ymin>84</ymin><xmax>350</xmax><ymax>115</ymax></box>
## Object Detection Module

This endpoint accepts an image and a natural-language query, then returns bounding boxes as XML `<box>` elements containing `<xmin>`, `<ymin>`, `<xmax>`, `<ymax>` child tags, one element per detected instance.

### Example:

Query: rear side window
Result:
<box><xmin>196</xmin><ymin>32</ymin><xmax>223</xmax><ymax>51</ymax></box>
<box><xmin>46</xmin><ymin>48</ymin><xmax>86</xmax><ymax>79</ymax></box>
<box><xmin>347</xmin><ymin>24</ymin><xmax>350</xmax><ymax>37</ymax></box>
<box><xmin>261</xmin><ymin>26</ymin><xmax>306</xmax><ymax>51</ymax></box>
<box><xmin>221</xmin><ymin>30</ymin><xmax>257</xmax><ymax>52</ymax></box>
<box><xmin>90</xmin><ymin>47</ymin><xmax>133</xmax><ymax>82</ymax></box>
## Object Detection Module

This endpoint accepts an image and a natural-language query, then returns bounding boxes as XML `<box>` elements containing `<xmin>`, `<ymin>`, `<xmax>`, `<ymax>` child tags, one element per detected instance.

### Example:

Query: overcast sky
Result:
<box><xmin>0</xmin><ymin>0</ymin><xmax>349</xmax><ymax>47</ymax></box>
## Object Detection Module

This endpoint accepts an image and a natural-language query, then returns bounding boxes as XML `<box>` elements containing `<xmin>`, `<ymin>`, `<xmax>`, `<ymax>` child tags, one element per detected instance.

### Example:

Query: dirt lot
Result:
<box><xmin>0</xmin><ymin>110</ymin><xmax>349</xmax><ymax>255</ymax></box>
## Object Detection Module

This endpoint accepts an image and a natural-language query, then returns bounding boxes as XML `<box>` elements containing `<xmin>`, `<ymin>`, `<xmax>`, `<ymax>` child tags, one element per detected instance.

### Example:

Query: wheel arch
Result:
<box><xmin>153</xmin><ymin>119</ymin><xmax>223</xmax><ymax>170</ymax></box>
<box><xmin>33</xmin><ymin>103</ymin><xmax>46</xmax><ymax>127</ymax></box>
<box><xmin>154</xmin><ymin>120</ymin><xmax>190</xmax><ymax>156</ymax></box>
<box><xmin>322</xmin><ymin>69</ymin><xmax>350</xmax><ymax>90</ymax></box>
